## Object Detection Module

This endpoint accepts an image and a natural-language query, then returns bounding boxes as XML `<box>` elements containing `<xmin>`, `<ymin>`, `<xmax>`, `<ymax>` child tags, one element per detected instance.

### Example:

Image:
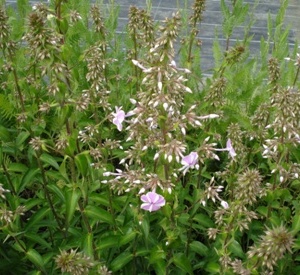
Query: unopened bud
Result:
<box><xmin>221</xmin><ymin>200</ymin><xmax>229</xmax><ymax>209</ymax></box>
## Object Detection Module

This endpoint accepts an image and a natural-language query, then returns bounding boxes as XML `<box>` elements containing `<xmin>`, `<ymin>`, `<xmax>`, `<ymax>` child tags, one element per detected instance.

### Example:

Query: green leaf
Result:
<box><xmin>205</xmin><ymin>262</ymin><xmax>220</xmax><ymax>274</ymax></box>
<box><xmin>189</xmin><ymin>241</ymin><xmax>209</xmax><ymax>256</ymax></box>
<box><xmin>141</xmin><ymin>218</ymin><xmax>149</xmax><ymax>241</ymax></box>
<box><xmin>172</xmin><ymin>253</ymin><xmax>193</xmax><ymax>275</ymax></box>
<box><xmin>25</xmin><ymin>207</ymin><xmax>51</xmax><ymax>231</ymax></box>
<box><xmin>18</xmin><ymin>168</ymin><xmax>40</xmax><ymax>194</ymax></box>
<box><xmin>293</xmin><ymin>236</ymin><xmax>300</xmax><ymax>250</ymax></box>
<box><xmin>12</xmin><ymin>239</ymin><xmax>27</xmax><ymax>253</ymax></box>
<box><xmin>75</xmin><ymin>151</ymin><xmax>92</xmax><ymax>176</ymax></box>
<box><xmin>65</xmin><ymin>187</ymin><xmax>81</xmax><ymax>225</ymax></box>
<box><xmin>228</xmin><ymin>240</ymin><xmax>245</xmax><ymax>258</ymax></box>
<box><xmin>178</xmin><ymin>213</ymin><xmax>190</xmax><ymax>226</ymax></box>
<box><xmin>59</xmin><ymin>155</ymin><xmax>71</xmax><ymax>182</ymax></box>
<box><xmin>256</xmin><ymin>206</ymin><xmax>268</xmax><ymax>217</ymax></box>
<box><xmin>40</xmin><ymin>153</ymin><xmax>60</xmax><ymax>170</ymax></box>
<box><xmin>26</xmin><ymin>248</ymin><xmax>46</xmax><ymax>273</ymax></box>
<box><xmin>152</xmin><ymin>260</ymin><xmax>167</xmax><ymax>275</ymax></box>
<box><xmin>24</xmin><ymin>198</ymin><xmax>43</xmax><ymax>211</ymax></box>
<box><xmin>291</xmin><ymin>213</ymin><xmax>300</xmax><ymax>235</ymax></box>
<box><xmin>89</xmin><ymin>193</ymin><xmax>109</xmax><ymax>206</ymax></box>
<box><xmin>85</xmin><ymin>205</ymin><xmax>114</xmax><ymax>225</ymax></box>
<box><xmin>98</xmin><ymin>234</ymin><xmax>121</xmax><ymax>250</ymax></box>
<box><xmin>47</xmin><ymin>184</ymin><xmax>65</xmax><ymax>203</ymax></box>
<box><xmin>119</xmin><ymin>231</ymin><xmax>136</xmax><ymax>246</ymax></box>
<box><xmin>135</xmin><ymin>248</ymin><xmax>148</xmax><ymax>257</ymax></box>
<box><xmin>193</xmin><ymin>213</ymin><xmax>214</xmax><ymax>228</ymax></box>
<box><xmin>8</xmin><ymin>162</ymin><xmax>28</xmax><ymax>173</ymax></box>
<box><xmin>149</xmin><ymin>246</ymin><xmax>166</xmax><ymax>264</ymax></box>
<box><xmin>25</xmin><ymin>232</ymin><xmax>52</xmax><ymax>249</ymax></box>
<box><xmin>16</xmin><ymin>131</ymin><xmax>30</xmax><ymax>148</ymax></box>
<box><xmin>0</xmin><ymin>125</ymin><xmax>11</xmax><ymax>141</ymax></box>
<box><xmin>110</xmin><ymin>251</ymin><xmax>133</xmax><ymax>272</ymax></box>
<box><xmin>82</xmin><ymin>233</ymin><xmax>94</xmax><ymax>257</ymax></box>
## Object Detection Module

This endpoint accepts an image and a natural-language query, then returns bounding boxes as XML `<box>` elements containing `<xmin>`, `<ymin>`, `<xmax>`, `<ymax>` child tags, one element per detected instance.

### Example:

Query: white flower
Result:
<box><xmin>220</xmin><ymin>200</ymin><xmax>229</xmax><ymax>209</ymax></box>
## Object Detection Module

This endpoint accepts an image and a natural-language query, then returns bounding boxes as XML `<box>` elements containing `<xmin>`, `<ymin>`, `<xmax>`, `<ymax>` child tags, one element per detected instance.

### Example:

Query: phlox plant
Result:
<box><xmin>0</xmin><ymin>0</ymin><xmax>300</xmax><ymax>274</ymax></box>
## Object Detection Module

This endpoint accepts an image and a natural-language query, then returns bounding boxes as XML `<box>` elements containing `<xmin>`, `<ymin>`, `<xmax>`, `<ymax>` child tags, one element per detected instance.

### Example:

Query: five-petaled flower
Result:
<box><xmin>141</xmin><ymin>192</ymin><xmax>166</xmax><ymax>212</ymax></box>
<box><xmin>214</xmin><ymin>139</ymin><xmax>236</xmax><ymax>159</ymax></box>
<box><xmin>179</xmin><ymin>151</ymin><xmax>199</xmax><ymax>175</ymax></box>
<box><xmin>112</xmin><ymin>106</ymin><xmax>134</xmax><ymax>131</ymax></box>
<box><xmin>226</xmin><ymin>139</ymin><xmax>237</xmax><ymax>158</ymax></box>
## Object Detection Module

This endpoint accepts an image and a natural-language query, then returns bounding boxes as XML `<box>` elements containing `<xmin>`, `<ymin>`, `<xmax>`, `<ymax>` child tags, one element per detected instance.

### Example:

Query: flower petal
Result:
<box><xmin>141</xmin><ymin>202</ymin><xmax>151</xmax><ymax>211</ymax></box>
<box><xmin>141</xmin><ymin>194</ymin><xmax>150</xmax><ymax>203</ymax></box>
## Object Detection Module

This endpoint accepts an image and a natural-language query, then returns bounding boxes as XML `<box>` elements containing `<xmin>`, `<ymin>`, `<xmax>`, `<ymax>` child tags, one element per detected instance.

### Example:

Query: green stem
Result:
<box><xmin>293</xmin><ymin>66</ymin><xmax>300</xmax><ymax>87</ymax></box>
<box><xmin>78</xmin><ymin>200</ymin><xmax>92</xmax><ymax>234</ymax></box>
<box><xmin>2</xmin><ymin>162</ymin><xmax>16</xmax><ymax>195</ymax></box>
<box><xmin>187</xmin><ymin>11</ymin><xmax>198</xmax><ymax>64</ymax></box>
<box><xmin>11</xmin><ymin>64</ymin><xmax>25</xmax><ymax>113</ymax></box>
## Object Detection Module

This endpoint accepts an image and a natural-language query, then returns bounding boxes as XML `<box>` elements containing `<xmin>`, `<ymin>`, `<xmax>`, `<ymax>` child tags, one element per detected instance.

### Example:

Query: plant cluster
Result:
<box><xmin>0</xmin><ymin>0</ymin><xmax>300</xmax><ymax>274</ymax></box>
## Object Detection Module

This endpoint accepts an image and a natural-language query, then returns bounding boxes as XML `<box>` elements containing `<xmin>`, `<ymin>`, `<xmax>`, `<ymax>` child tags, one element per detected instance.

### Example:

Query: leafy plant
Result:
<box><xmin>0</xmin><ymin>0</ymin><xmax>299</xmax><ymax>274</ymax></box>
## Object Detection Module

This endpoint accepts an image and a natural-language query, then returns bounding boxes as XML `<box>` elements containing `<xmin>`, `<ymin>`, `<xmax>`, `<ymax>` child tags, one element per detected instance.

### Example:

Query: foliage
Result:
<box><xmin>0</xmin><ymin>0</ymin><xmax>300</xmax><ymax>274</ymax></box>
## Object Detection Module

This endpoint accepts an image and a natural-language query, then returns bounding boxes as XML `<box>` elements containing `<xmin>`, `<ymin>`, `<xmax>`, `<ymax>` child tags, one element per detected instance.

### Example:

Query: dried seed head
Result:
<box><xmin>225</xmin><ymin>45</ymin><xmax>245</xmax><ymax>65</ymax></box>
<box><xmin>247</xmin><ymin>225</ymin><xmax>294</xmax><ymax>271</ymax></box>
<box><xmin>0</xmin><ymin>8</ymin><xmax>10</xmax><ymax>48</ymax></box>
<box><xmin>55</xmin><ymin>249</ymin><xmax>95</xmax><ymax>275</ymax></box>
<box><xmin>98</xmin><ymin>265</ymin><xmax>112</xmax><ymax>275</ymax></box>
<box><xmin>0</xmin><ymin>184</ymin><xmax>10</xmax><ymax>199</ymax></box>
<box><xmin>69</xmin><ymin>10</ymin><xmax>82</xmax><ymax>24</ymax></box>
<box><xmin>268</xmin><ymin>57</ymin><xmax>280</xmax><ymax>85</ymax></box>
<box><xmin>56</xmin><ymin>137</ymin><xmax>69</xmax><ymax>151</ymax></box>
<box><xmin>29</xmin><ymin>137</ymin><xmax>44</xmax><ymax>151</ymax></box>
<box><xmin>234</xmin><ymin>168</ymin><xmax>264</xmax><ymax>205</ymax></box>
<box><xmin>230</xmin><ymin>259</ymin><xmax>251</xmax><ymax>275</ymax></box>
<box><xmin>207</xmin><ymin>227</ymin><xmax>219</xmax><ymax>240</ymax></box>
<box><xmin>91</xmin><ymin>5</ymin><xmax>106</xmax><ymax>35</ymax></box>
<box><xmin>190</xmin><ymin>0</ymin><xmax>206</xmax><ymax>23</ymax></box>
<box><xmin>205</xmin><ymin>77</ymin><xmax>227</xmax><ymax>107</ymax></box>
<box><xmin>0</xmin><ymin>207</ymin><xmax>13</xmax><ymax>224</ymax></box>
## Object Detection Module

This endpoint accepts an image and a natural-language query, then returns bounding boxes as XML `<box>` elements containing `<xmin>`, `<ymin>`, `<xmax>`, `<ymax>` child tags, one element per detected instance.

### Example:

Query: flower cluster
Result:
<box><xmin>247</xmin><ymin>226</ymin><xmax>294</xmax><ymax>271</ymax></box>
<box><xmin>55</xmin><ymin>249</ymin><xmax>95</xmax><ymax>275</ymax></box>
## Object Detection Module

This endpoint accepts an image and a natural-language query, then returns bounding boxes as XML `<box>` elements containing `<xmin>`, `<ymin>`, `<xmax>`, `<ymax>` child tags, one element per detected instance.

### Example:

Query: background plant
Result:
<box><xmin>0</xmin><ymin>0</ymin><xmax>300</xmax><ymax>274</ymax></box>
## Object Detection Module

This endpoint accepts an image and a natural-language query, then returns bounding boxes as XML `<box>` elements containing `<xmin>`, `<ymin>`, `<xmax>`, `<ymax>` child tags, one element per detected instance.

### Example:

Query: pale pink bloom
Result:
<box><xmin>112</xmin><ymin>107</ymin><xmax>134</xmax><ymax>131</ymax></box>
<box><xmin>214</xmin><ymin>139</ymin><xmax>236</xmax><ymax>159</ymax></box>
<box><xmin>141</xmin><ymin>192</ymin><xmax>166</xmax><ymax>212</ymax></box>
<box><xmin>179</xmin><ymin>152</ymin><xmax>199</xmax><ymax>175</ymax></box>
<box><xmin>226</xmin><ymin>139</ymin><xmax>237</xmax><ymax>158</ymax></box>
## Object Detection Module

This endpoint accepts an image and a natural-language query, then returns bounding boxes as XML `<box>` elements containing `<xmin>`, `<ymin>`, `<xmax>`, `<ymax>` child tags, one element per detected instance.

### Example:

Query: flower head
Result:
<box><xmin>214</xmin><ymin>139</ymin><xmax>236</xmax><ymax>159</ymax></box>
<box><xmin>112</xmin><ymin>106</ymin><xmax>134</xmax><ymax>131</ymax></box>
<box><xmin>226</xmin><ymin>139</ymin><xmax>237</xmax><ymax>158</ymax></box>
<box><xmin>112</xmin><ymin>107</ymin><xmax>125</xmax><ymax>131</ymax></box>
<box><xmin>179</xmin><ymin>151</ymin><xmax>199</xmax><ymax>175</ymax></box>
<box><xmin>141</xmin><ymin>192</ymin><xmax>165</xmax><ymax>212</ymax></box>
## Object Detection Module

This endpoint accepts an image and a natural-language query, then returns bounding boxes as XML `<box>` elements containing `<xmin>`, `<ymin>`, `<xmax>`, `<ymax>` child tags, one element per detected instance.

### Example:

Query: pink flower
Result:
<box><xmin>112</xmin><ymin>106</ymin><xmax>134</xmax><ymax>131</ymax></box>
<box><xmin>214</xmin><ymin>139</ymin><xmax>236</xmax><ymax>159</ymax></box>
<box><xmin>226</xmin><ymin>139</ymin><xmax>236</xmax><ymax>158</ymax></box>
<box><xmin>141</xmin><ymin>192</ymin><xmax>166</xmax><ymax>212</ymax></box>
<box><xmin>179</xmin><ymin>151</ymin><xmax>199</xmax><ymax>175</ymax></box>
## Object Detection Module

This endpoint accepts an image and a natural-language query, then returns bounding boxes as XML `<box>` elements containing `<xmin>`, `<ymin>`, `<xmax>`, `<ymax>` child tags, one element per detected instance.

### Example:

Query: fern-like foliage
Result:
<box><xmin>0</xmin><ymin>94</ymin><xmax>15</xmax><ymax>128</ymax></box>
